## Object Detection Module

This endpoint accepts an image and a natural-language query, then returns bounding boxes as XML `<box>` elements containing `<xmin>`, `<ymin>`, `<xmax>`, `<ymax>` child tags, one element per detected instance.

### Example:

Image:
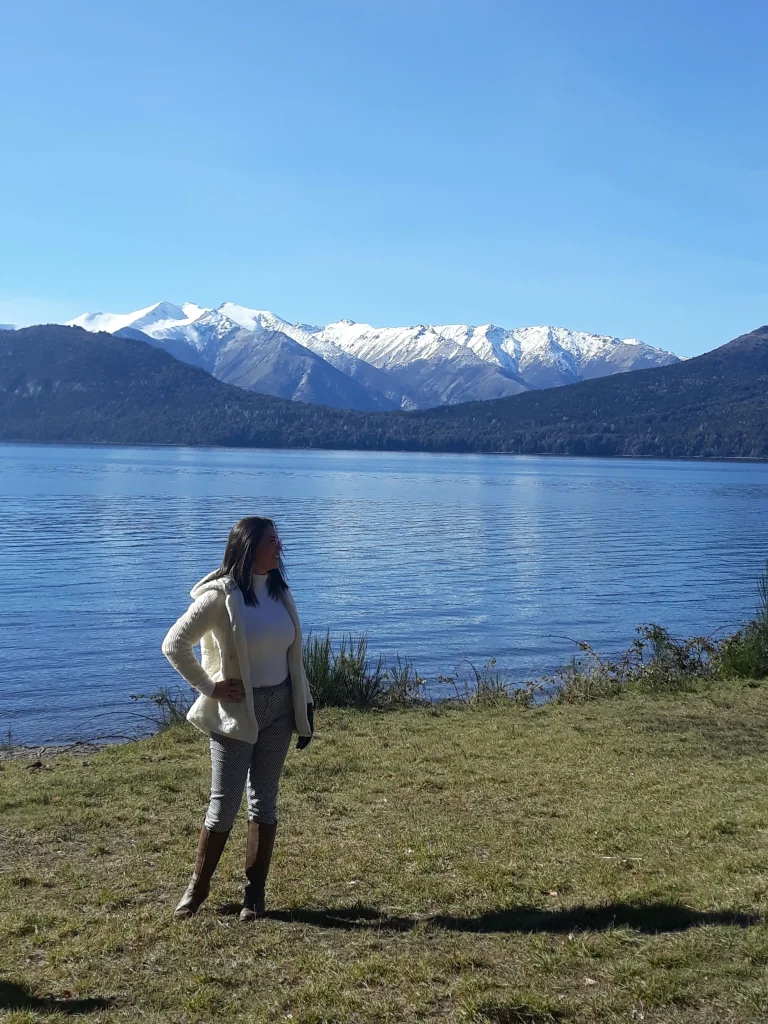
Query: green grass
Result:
<box><xmin>2</xmin><ymin>678</ymin><xmax>768</xmax><ymax>1023</ymax></box>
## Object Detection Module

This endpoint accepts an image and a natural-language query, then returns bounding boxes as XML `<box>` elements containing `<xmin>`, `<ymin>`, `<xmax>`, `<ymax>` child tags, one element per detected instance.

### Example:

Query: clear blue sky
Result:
<box><xmin>1</xmin><ymin>0</ymin><xmax>766</xmax><ymax>355</ymax></box>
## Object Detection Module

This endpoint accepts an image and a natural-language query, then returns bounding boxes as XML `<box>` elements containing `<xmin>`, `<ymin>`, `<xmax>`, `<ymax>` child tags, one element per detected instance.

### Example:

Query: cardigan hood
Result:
<box><xmin>190</xmin><ymin>569</ymin><xmax>235</xmax><ymax>601</ymax></box>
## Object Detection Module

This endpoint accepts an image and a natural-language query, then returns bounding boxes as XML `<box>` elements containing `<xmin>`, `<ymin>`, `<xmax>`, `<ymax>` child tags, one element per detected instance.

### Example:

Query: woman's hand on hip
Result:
<box><xmin>210</xmin><ymin>678</ymin><xmax>245</xmax><ymax>702</ymax></box>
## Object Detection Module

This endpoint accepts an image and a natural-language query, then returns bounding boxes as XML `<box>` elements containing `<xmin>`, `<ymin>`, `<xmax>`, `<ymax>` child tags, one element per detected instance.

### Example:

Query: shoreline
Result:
<box><xmin>0</xmin><ymin>740</ymin><xmax>116</xmax><ymax>763</ymax></box>
<box><xmin>2</xmin><ymin>438</ymin><xmax>768</xmax><ymax>465</ymax></box>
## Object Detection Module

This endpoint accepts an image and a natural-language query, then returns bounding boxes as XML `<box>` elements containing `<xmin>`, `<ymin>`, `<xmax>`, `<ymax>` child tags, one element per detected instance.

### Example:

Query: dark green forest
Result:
<box><xmin>1</xmin><ymin>323</ymin><xmax>767</xmax><ymax>458</ymax></box>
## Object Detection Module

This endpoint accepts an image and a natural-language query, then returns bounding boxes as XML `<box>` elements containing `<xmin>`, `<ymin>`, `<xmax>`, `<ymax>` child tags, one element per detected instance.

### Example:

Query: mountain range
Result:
<box><xmin>1</xmin><ymin>323</ymin><xmax>766</xmax><ymax>459</ymax></box>
<box><xmin>62</xmin><ymin>300</ymin><xmax>680</xmax><ymax>411</ymax></box>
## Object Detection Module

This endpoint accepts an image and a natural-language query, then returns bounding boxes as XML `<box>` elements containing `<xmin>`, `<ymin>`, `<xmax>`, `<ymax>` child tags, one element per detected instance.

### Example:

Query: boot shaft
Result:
<box><xmin>174</xmin><ymin>825</ymin><xmax>230</xmax><ymax>919</ymax></box>
<box><xmin>244</xmin><ymin>820</ymin><xmax>277</xmax><ymax>889</ymax></box>
<box><xmin>241</xmin><ymin>821</ymin><xmax>277</xmax><ymax>919</ymax></box>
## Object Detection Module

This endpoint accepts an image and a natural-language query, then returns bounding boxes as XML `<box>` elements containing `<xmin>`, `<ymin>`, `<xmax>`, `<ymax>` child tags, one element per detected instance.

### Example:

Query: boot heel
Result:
<box><xmin>239</xmin><ymin>887</ymin><xmax>266</xmax><ymax>922</ymax></box>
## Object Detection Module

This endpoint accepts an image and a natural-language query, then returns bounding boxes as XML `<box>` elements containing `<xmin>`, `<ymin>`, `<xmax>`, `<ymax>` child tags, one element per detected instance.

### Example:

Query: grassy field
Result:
<box><xmin>2</xmin><ymin>679</ymin><xmax>768</xmax><ymax>1023</ymax></box>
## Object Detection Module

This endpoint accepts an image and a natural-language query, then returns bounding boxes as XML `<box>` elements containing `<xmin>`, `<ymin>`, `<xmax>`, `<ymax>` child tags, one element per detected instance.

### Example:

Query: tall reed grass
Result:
<box><xmin>303</xmin><ymin>630</ymin><xmax>426</xmax><ymax>708</ymax></box>
<box><xmin>716</xmin><ymin>561</ymin><xmax>768</xmax><ymax>679</ymax></box>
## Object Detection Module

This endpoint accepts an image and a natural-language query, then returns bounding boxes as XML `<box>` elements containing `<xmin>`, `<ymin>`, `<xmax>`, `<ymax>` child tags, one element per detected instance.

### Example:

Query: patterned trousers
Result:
<box><xmin>204</xmin><ymin>677</ymin><xmax>295</xmax><ymax>831</ymax></box>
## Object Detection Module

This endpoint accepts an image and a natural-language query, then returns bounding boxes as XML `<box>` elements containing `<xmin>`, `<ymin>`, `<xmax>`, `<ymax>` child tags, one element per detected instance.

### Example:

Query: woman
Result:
<box><xmin>162</xmin><ymin>516</ymin><xmax>314</xmax><ymax>922</ymax></box>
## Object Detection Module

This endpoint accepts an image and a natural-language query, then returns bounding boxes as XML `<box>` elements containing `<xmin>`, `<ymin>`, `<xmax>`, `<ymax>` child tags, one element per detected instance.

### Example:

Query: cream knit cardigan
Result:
<box><xmin>162</xmin><ymin>570</ymin><xmax>313</xmax><ymax>743</ymax></box>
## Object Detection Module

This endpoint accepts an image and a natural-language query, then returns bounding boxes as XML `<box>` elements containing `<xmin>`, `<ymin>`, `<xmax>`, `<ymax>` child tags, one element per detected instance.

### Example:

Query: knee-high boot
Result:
<box><xmin>174</xmin><ymin>825</ymin><xmax>230</xmax><ymax>919</ymax></box>
<box><xmin>239</xmin><ymin>820</ymin><xmax>277</xmax><ymax>922</ymax></box>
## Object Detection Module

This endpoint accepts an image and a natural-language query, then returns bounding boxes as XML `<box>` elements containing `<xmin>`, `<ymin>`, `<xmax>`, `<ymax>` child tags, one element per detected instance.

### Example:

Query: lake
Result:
<box><xmin>2</xmin><ymin>442</ymin><xmax>767</xmax><ymax>745</ymax></box>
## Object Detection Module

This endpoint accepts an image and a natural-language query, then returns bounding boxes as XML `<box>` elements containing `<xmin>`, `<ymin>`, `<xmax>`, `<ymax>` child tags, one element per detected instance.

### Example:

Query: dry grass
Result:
<box><xmin>2</xmin><ymin>679</ymin><xmax>768</xmax><ymax>1022</ymax></box>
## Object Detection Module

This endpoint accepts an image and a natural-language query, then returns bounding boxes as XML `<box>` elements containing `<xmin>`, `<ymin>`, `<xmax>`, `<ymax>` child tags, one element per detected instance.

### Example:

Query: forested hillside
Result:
<box><xmin>1</xmin><ymin>324</ymin><xmax>767</xmax><ymax>458</ymax></box>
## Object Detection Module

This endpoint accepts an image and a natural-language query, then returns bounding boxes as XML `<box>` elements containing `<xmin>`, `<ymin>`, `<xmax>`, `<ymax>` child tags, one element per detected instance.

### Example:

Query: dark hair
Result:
<box><xmin>213</xmin><ymin>516</ymin><xmax>288</xmax><ymax>606</ymax></box>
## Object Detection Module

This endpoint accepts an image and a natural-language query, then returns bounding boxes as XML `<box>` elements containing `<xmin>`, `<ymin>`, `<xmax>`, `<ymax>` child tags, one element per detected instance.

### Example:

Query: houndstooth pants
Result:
<box><xmin>204</xmin><ymin>677</ymin><xmax>295</xmax><ymax>832</ymax></box>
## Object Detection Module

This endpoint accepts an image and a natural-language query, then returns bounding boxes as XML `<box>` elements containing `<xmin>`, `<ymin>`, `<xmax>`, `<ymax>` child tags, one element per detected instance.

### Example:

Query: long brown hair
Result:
<box><xmin>213</xmin><ymin>517</ymin><xmax>287</xmax><ymax>606</ymax></box>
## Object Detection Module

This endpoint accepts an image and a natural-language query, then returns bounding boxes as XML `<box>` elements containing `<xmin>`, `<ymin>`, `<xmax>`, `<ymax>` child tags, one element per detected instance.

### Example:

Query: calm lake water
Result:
<box><xmin>2</xmin><ymin>442</ymin><xmax>768</xmax><ymax>745</ymax></box>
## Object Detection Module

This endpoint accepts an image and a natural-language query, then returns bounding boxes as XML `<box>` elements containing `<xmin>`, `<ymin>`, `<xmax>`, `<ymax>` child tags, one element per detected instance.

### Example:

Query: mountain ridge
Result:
<box><xmin>65</xmin><ymin>300</ymin><xmax>679</xmax><ymax>410</ymax></box>
<box><xmin>1</xmin><ymin>323</ymin><xmax>766</xmax><ymax>459</ymax></box>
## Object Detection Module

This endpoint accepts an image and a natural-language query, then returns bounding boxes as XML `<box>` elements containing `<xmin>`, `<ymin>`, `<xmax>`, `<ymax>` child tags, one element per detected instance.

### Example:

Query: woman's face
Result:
<box><xmin>252</xmin><ymin>524</ymin><xmax>282</xmax><ymax>574</ymax></box>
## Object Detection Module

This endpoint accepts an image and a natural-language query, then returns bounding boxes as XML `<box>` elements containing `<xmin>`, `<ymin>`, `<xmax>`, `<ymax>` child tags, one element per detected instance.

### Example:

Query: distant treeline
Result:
<box><xmin>1</xmin><ymin>324</ymin><xmax>767</xmax><ymax>459</ymax></box>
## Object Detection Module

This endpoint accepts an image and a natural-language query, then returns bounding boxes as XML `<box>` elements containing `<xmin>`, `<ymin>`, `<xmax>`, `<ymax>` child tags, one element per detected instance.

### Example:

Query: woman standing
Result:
<box><xmin>162</xmin><ymin>516</ymin><xmax>314</xmax><ymax>921</ymax></box>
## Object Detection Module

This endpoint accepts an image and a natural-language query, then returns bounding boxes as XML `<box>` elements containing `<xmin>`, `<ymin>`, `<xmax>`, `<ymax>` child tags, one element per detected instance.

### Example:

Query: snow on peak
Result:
<box><xmin>64</xmin><ymin>298</ymin><xmax>679</xmax><ymax>388</ymax></box>
<box><xmin>216</xmin><ymin>302</ymin><xmax>288</xmax><ymax>333</ymax></box>
<box><xmin>181</xmin><ymin>301</ymin><xmax>209</xmax><ymax>321</ymax></box>
<box><xmin>143</xmin><ymin>300</ymin><xmax>185</xmax><ymax>318</ymax></box>
<box><xmin>66</xmin><ymin>299</ymin><xmax>212</xmax><ymax>337</ymax></box>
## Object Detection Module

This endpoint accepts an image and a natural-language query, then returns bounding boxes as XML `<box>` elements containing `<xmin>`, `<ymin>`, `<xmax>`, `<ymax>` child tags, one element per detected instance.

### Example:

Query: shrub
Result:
<box><xmin>129</xmin><ymin>685</ymin><xmax>194</xmax><ymax>731</ymax></box>
<box><xmin>630</xmin><ymin>624</ymin><xmax>717</xmax><ymax>692</ymax></box>
<box><xmin>544</xmin><ymin>625</ymin><xmax>718</xmax><ymax>705</ymax></box>
<box><xmin>434</xmin><ymin>658</ymin><xmax>514</xmax><ymax>706</ymax></box>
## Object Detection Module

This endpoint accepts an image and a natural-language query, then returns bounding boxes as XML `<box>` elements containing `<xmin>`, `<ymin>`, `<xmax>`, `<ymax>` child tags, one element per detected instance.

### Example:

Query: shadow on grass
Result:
<box><xmin>256</xmin><ymin>901</ymin><xmax>760</xmax><ymax>935</ymax></box>
<box><xmin>0</xmin><ymin>979</ymin><xmax>113</xmax><ymax>1014</ymax></box>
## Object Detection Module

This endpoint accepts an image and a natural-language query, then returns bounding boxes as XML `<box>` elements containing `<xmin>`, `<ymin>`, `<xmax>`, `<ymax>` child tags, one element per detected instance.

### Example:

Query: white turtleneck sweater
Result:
<box><xmin>243</xmin><ymin>573</ymin><xmax>296</xmax><ymax>687</ymax></box>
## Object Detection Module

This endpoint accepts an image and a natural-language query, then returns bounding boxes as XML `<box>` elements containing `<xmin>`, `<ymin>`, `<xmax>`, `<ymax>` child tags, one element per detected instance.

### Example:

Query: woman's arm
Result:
<box><xmin>161</xmin><ymin>591</ymin><xmax>225</xmax><ymax>697</ymax></box>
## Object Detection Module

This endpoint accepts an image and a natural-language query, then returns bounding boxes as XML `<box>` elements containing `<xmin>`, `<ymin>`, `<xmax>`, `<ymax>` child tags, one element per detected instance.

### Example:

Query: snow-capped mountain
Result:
<box><xmin>69</xmin><ymin>302</ymin><xmax>402</xmax><ymax>411</ymax></box>
<box><xmin>299</xmin><ymin>320</ymin><xmax>678</xmax><ymax>389</ymax></box>
<box><xmin>66</xmin><ymin>301</ymin><xmax>680</xmax><ymax>410</ymax></box>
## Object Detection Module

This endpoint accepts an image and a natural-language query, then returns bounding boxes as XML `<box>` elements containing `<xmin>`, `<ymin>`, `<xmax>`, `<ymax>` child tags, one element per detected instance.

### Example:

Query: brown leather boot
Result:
<box><xmin>239</xmin><ymin>820</ymin><xmax>277</xmax><ymax>922</ymax></box>
<box><xmin>174</xmin><ymin>826</ymin><xmax>230</xmax><ymax>919</ymax></box>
